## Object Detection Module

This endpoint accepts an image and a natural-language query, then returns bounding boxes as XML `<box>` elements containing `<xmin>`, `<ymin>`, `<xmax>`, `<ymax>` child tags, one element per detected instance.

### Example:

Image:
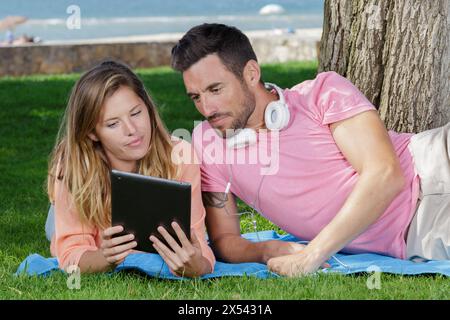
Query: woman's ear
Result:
<box><xmin>243</xmin><ymin>60</ymin><xmax>261</xmax><ymax>87</ymax></box>
<box><xmin>88</xmin><ymin>132</ymin><xmax>99</xmax><ymax>142</ymax></box>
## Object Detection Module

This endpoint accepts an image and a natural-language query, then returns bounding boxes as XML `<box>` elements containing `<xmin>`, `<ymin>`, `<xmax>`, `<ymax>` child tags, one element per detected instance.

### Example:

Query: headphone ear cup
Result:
<box><xmin>265</xmin><ymin>101</ymin><xmax>290</xmax><ymax>131</ymax></box>
<box><xmin>280</xmin><ymin>104</ymin><xmax>291</xmax><ymax>128</ymax></box>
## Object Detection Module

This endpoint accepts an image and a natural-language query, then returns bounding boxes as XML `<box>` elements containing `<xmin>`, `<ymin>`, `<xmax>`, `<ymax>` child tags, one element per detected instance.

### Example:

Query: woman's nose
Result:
<box><xmin>123</xmin><ymin>118</ymin><xmax>137</xmax><ymax>136</ymax></box>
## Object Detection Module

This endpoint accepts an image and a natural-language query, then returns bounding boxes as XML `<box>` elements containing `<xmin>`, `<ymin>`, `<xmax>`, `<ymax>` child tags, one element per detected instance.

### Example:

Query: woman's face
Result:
<box><xmin>88</xmin><ymin>85</ymin><xmax>152</xmax><ymax>172</ymax></box>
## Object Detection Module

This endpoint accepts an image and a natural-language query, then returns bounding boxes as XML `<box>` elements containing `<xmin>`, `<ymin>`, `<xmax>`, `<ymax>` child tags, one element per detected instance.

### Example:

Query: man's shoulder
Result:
<box><xmin>192</xmin><ymin>120</ymin><xmax>209</xmax><ymax>137</ymax></box>
<box><xmin>192</xmin><ymin>120</ymin><xmax>212</xmax><ymax>153</ymax></box>
<box><xmin>192</xmin><ymin>120</ymin><xmax>216</xmax><ymax>143</ymax></box>
<box><xmin>288</xmin><ymin>71</ymin><xmax>343</xmax><ymax>93</ymax></box>
<box><xmin>171</xmin><ymin>135</ymin><xmax>192</xmax><ymax>149</ymax></box>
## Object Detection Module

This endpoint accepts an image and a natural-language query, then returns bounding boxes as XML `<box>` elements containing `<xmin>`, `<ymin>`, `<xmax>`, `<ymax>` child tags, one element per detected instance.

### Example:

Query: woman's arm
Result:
<box><xmin>52</xmin><ymin>179</ymin><xmax>136</xmax><ymax>273</ymax></box>
<box><xmin>78</xmin><ymin>226</ymin><xmax>137</xmax><ymax>273</ymax></box>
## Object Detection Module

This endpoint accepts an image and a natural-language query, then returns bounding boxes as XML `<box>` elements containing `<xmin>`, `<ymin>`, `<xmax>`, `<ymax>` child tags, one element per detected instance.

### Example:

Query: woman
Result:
<box><xmin>47</xmin><ymin>60</ymin><xmax>215</xmax><ymax>277</ymax></box>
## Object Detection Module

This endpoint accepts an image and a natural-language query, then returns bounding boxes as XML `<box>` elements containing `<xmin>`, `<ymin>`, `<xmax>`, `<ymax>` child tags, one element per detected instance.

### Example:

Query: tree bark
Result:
<box><xmin>319</xmin><ymin>0</ymin><xmax>450</xmax><ymax>133</ymax></box>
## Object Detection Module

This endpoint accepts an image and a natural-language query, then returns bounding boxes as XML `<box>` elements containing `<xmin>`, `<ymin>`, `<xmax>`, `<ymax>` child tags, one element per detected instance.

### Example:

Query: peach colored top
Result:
<box><xmin>50</xmin><ymin>139</ymin><xmax>215</xmax><ymax>273</ymax></box>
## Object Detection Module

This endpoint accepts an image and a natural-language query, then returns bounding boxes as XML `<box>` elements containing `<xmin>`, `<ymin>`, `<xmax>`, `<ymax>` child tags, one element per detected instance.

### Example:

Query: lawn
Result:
<box><xmin>0</xmin><ymin>61</ymin><xmax>448</xmax><ymax>300</ymax></box>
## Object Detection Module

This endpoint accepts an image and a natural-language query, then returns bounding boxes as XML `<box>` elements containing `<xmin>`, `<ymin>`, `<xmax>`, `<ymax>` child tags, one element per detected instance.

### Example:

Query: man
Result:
<box><xmin>171</xmin><ymin>23</ymin><xmax>449</xmax><ymax>276</ymax></box>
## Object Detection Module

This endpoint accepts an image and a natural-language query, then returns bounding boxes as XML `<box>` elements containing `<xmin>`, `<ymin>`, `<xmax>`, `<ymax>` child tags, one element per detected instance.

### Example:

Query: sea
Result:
<box><xmin>0</xmin><ymin>0</ymin><xmax>324</xmax><ymax>42</ymax></box>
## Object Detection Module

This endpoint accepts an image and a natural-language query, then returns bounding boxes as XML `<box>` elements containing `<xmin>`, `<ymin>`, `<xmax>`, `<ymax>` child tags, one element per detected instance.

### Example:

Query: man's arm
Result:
<box><xmin>268</xmin><ymin>110</ymin><xmax>406</xmax><ymax>275</ymax></box>
<box><xmin>203</xmin><ymin>192</ymin><xmax>305</xmax><ymax>263</ymax></box>
<box><xmin>310</xmin><ymin>110</ymin><xmax>405</xmax><ymax>255</ymax></box>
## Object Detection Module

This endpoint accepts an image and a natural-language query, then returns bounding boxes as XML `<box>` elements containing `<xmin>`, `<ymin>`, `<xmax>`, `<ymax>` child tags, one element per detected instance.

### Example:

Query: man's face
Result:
<box><xmin>182</xmin><ymin>54</ymin><xmax>256</xmax><ymax>137</ymax></box>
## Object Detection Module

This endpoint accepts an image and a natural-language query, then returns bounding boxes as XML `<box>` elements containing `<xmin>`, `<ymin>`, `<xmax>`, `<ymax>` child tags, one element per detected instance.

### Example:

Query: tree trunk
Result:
<box><xmin>319</xmin><ymin>0</ymin><xmax>450</xmax><ymax>133</ymax></box>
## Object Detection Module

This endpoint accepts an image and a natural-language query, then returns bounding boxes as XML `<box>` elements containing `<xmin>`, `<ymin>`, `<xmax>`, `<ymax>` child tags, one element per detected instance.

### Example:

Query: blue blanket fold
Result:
<box><xmin>15</xmin><ymin>231</ymin><xmax>450</xmax><ymax>278</ymax></box>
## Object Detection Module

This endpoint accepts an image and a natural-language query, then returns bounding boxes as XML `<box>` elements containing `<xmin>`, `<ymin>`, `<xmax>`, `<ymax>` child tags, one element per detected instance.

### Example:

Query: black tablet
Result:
<box><xmin>110</xmin><ymin>170</ymin><xmax>191</xmax><ymax>253</ymax></box>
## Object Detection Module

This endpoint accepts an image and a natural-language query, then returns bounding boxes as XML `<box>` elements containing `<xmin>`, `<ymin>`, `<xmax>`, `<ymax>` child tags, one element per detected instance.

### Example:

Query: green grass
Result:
<box><xmin>0</xmin><ymin>60</ymin><xmax>448</xmax><ymax>300</ymax></box>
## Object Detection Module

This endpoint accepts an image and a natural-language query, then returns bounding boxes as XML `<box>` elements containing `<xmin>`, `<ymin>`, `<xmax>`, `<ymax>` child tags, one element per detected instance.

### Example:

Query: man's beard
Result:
<box><xmin>223</xmin><ymin>86</ymin><xmax>256</xmax><ymax>139</ymax></box>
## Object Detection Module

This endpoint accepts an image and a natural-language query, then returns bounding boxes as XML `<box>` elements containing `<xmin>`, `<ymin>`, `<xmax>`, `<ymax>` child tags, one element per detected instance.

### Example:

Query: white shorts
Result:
<box><xmin>406</xmin><ymin>122</ymin><xmax>450</xmax><ymax>260</ymax></box>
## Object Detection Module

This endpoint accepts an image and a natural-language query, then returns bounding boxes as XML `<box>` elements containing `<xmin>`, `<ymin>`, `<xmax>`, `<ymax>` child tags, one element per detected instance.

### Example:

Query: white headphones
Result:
<box><xmin>226</xmin><ymin>82</ymin><xmax>290</xmax><ymax>149</ymax></box>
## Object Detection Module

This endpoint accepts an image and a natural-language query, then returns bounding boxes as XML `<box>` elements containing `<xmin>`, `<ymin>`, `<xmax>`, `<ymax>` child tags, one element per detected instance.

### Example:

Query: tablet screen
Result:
<box><xmin>111</xmin><ymin>170</ymin><xmax>191</xmax><ymax>253</ymax></box>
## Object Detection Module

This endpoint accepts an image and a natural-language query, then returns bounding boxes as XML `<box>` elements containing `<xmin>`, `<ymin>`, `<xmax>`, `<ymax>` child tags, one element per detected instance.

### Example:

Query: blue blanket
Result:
<box><xmin>16</xmin><ymin>231</ymin><xmax>450</xmax><ymax>278</ymax></box>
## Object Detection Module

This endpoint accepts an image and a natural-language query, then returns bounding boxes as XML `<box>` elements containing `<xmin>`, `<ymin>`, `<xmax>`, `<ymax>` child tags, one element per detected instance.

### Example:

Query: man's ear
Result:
<box><xmin>243</xmin><ymin>60</ymin><xmax>261</xmax><ymax>87</ymax></box>
<box><xmin>88</xmin><ymin>132</ymin><xmax>99</xmax><ymax>142</ymax></box>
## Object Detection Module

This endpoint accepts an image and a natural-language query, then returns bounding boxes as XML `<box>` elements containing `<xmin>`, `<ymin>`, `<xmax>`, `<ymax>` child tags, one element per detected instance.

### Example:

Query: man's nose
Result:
<box><xmin>199</xmin><ymin>95</ymin><xmax>216</xmax><ymax>118</ymax></box>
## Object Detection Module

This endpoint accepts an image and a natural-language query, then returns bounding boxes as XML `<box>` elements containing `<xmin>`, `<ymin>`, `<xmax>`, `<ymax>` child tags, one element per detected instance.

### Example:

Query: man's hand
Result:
<box><xmin>267</xmin><ymin>248</ymin><xmax>330</xmax><ymax>276</ymax></box>
<box><xmin>261</xmin><ymin>240</ymin><xmax>306</xmax><ymax>263</ymax></box>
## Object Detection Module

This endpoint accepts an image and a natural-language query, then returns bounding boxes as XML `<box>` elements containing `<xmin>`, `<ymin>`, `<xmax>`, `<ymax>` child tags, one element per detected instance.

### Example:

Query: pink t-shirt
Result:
<box><xmin>192</xmin><ymin>71</ymin><xmax>420</xmax><ymax>259</ymax></box>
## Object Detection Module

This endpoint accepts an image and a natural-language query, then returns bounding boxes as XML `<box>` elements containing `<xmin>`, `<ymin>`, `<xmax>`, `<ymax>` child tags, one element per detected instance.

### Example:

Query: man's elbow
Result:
<box><xmin>377</xmin><ymin>164</ymin><xmax>406</xmax><ymax>195</ymax></box>
<box><xmin>363</xmin><ymin>162</ymin><xmax>405</xmax><ymax>195</ymax></box>
<box><xmin>210</xmin><ymin>235</ymin><xmax>234</xmax><ymax>262</ymax></box>
<box><xmin>210</xmin><ymin>234</ymin><xmax>248</xmax><ymax>263</ymax></box>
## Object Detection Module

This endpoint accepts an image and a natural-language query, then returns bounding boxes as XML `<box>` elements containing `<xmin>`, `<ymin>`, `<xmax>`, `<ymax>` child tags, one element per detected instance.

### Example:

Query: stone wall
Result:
<box><xmin>0</xmin><ymin>29</ymin><xmax>321</xmax><ymax>77</ymax></box>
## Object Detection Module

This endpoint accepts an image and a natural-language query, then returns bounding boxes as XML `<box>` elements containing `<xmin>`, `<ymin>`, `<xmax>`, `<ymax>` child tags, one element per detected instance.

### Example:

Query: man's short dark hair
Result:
<box><xmin>171</xmin><ymin>23</ymin><xmax>258</xmax><ymax>80</ymax></box>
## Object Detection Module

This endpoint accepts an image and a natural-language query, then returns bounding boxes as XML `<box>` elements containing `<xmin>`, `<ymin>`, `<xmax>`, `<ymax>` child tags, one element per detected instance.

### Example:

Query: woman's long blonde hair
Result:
<box><xmin>47</xmin><ymin>60</ymin><xmax>179</xmax><ymax>230</ymax></box>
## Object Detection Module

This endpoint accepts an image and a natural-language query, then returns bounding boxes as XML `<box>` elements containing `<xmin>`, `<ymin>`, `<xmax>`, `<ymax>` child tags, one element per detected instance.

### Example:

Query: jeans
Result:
<box><xmin>45</xmin><ymin>204</ymin><xmax>55</xmax><ymax>242</ymax></box>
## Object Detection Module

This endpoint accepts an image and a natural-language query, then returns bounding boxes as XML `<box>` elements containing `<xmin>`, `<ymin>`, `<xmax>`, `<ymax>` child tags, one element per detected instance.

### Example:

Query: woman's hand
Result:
<box><xmin>149</xmin><ymin>222</ymin><xmax>210</xmax><ymax>278</ymax></box>
<box><xmin>100</xmin><ymin>225</ymin><xmax>137</xmax><ymax>267</ymax></box>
